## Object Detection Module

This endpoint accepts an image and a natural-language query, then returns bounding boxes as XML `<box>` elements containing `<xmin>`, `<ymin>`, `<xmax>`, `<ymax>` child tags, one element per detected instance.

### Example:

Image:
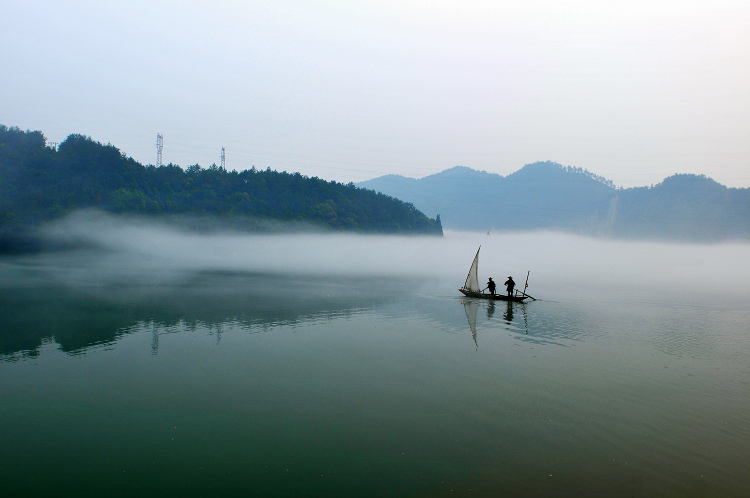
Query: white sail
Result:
<box><xmin>463</xmin><ymin>247</ymin><xmax>481</xmax><ymax>292</ymax></box>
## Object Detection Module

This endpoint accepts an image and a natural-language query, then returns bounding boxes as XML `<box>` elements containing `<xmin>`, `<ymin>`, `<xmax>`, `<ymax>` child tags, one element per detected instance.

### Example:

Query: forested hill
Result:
<box><xmin>358</xmin><ymin>162</ymin><xmax>750</xmax><ymax>242</ymax></box>
<box><xmin>0</xmin><ymin>126</ymin><xmax>442</xmax><ymax>250</ymax></box>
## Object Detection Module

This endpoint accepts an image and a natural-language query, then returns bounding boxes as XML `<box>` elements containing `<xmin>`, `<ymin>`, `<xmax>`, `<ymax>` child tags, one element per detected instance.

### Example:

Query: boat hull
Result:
<box><xmin>459</xmin><ymin>288</ymin><xmax>528</xmax><ymax>302</ymax></box>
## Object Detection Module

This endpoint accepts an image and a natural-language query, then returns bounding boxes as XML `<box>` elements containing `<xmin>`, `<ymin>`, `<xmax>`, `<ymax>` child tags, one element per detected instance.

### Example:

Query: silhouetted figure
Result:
<box><xmin>487</xmin><ymin>277</ymin><xmax>496</xmax><ymax>295</ymax></box>
<box><xmin>504</xmin><ymin>276</ymin><xmax>515</xmax><ymax>297</ymax></box>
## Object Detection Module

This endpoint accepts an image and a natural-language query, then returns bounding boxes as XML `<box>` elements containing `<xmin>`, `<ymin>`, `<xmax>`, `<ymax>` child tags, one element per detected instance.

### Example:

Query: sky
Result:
<box><xmin>2</xmin><ymin>0</ymin><xmax>748</xmax><ymax>188</ymax></box>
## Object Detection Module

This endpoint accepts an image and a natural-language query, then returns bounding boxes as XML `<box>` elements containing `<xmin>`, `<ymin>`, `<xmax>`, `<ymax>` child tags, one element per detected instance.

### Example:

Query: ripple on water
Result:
<box><xmin>640</xmin><ymin>303</ymin><xmax>750</xmax><ymax>362</ymax></box>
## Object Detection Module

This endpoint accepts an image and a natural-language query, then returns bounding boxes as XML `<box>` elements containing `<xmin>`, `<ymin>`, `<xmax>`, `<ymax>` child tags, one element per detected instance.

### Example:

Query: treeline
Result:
<box><xmin>0</xmin><ymin>126</ymin><xmax>442</xmax><ymax>249</ymax></box>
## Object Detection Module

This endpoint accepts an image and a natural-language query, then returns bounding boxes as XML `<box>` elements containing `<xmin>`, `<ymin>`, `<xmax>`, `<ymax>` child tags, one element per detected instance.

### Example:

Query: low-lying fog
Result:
<box><xmin>2</xmin><ymin>211</ymin><xmax>749</xmax><ymax>308</ymax></box>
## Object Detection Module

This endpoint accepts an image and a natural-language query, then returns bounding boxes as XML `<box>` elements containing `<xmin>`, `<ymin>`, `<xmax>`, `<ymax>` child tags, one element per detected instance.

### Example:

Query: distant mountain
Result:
<box><xmin>0</xmin><ymin>126</ymin><xmax>442</xmax><ymax>252</ymax></box>
<box><xmin>358</xmin><ymin>162</ymin><xmax>750</xmax><ymax>241</ymax></box>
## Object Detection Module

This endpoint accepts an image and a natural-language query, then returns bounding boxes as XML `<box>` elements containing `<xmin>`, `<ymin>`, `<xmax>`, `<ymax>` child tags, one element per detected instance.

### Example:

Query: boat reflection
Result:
<box><xmin>502</xmin><ymin>301</ymin><xmax>513</xmax><ymax>322</ymax></box>
<box><xmin>487</xmin><ymin>300</ymin><xmax>496</xmax><ymax>320</ymax></box>
<box><xmin>461</xmin><ymin>298</ymin><xmax>530</xmax><ymax>348</ymax></box>
<box><xmin>462</xmin><ymin>299</ymin><xmax>479</xmax><ymax>349</ymax></box>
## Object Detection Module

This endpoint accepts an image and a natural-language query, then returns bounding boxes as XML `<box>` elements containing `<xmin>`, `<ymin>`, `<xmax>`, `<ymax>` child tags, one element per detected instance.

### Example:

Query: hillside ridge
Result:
<box><xmin>357</xmin><ymin>162</ymin><xmax>749</xmax><ymax>241</ymax></box>
<box><xmin>0</xmin><ymin>125</ymin><xmax>443</xmax><ymax>252</ymax></box>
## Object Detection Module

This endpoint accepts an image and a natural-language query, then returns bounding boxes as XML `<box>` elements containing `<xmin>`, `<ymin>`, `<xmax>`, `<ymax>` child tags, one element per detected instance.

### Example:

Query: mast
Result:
<box><xmin>518</xmin><ymin>271</ymin><xmax>536</xmax><ymax>300</ymax></box>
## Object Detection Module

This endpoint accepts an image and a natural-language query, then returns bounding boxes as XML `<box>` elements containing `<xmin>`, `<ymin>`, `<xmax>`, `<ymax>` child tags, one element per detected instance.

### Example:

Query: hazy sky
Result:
<box><xmin>2</xmin><ymin>0</ymin><xmax>748</xmax><ymax>187</ymax></box>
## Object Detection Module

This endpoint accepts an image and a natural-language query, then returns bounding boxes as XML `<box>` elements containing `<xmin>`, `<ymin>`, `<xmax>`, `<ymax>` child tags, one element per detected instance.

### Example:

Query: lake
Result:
<box><xmin>1</xmin><ymin>222</ymin><xmax>749</xmax><ymax>497</ymax></box>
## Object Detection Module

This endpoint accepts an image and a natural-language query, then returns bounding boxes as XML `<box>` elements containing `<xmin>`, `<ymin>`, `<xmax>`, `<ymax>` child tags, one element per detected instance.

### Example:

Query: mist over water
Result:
<box><xmin>4</xmin><ymin>211</ymin><xmax>749</xmax><ymax>370</ymax></box>
<box><xmin>2</xmin><ymin>211</ymin><xmax>750</xmax><ymax>496</ymax></box>
<box><xmin>5</xmin><ymin>211</ymin><xmax>747</xmax><ymax>307</ymax></box>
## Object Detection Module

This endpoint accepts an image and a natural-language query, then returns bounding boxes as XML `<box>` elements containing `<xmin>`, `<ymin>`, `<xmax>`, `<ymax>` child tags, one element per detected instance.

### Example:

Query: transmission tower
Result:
<box><xmin>156</xmin><ymin>133</ymin><xmax>163</xmax><ymax>167</ymax></box>
<box><xmin>221</xmin><ymin>146</ymin><xmax>226</xmax><ymax>170</ymax></box>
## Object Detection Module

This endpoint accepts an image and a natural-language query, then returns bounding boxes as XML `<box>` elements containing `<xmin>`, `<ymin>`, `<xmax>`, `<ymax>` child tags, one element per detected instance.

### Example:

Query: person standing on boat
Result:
<box><xmin>504</xmin><ymin>276</ymin><xmax>515</xmax><ymax>297</ymax></box>
<box><xmin>487</xmin><ymin>277</ymin><xmax>496</xmax><ymax>296</ymax></box>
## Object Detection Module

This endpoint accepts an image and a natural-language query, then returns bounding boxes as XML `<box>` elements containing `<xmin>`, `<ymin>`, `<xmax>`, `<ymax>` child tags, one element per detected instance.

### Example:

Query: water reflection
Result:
<box><xmin>0</xmin><ymin>271</ymin><xmax>414</xmax><ymax>360</ymax></box>
<box><xmin>486</xmin><ymin>300</ymin><xmax>496</xmax><ymax>320</ymax></box>
<box><xmin>456</xmin><ymin>297</ymin><xmax>609</xmax><ymax>349</ymax></box>
<box><xmin>460</xmin><ymin>298</ymin><xmax>530</xmax><ymax>347</ymax></box>
<box><xmin>502</xmin><ymin>301</ymin><xmax>513</xmax><ymax>323</ymax></box>
<box><xmin>462</xmin><ymin>300</ymin><xmax>479</xmax><ymax>349</ymax></box>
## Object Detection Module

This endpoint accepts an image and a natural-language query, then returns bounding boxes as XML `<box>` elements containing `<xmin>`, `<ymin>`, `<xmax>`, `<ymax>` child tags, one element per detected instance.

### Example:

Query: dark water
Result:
<box><xmin>2</xmin><ymin>236</ymin><xmax>750</xmax><ymax>497</ymax></box>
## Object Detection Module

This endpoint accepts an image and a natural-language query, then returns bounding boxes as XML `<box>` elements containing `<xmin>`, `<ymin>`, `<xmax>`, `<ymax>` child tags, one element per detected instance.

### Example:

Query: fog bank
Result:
<box><xmin>2</xmin><ymin>212</ymin><xmax>748</xmax><ymax>308</ymax></box>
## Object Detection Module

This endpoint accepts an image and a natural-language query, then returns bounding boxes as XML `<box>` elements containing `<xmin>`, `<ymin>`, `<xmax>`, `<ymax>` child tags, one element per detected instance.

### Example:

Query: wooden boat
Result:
<box><xmin>458</xmin><ymin>246</ymin><xmax>535</xmax><ymax>302</ymax></box>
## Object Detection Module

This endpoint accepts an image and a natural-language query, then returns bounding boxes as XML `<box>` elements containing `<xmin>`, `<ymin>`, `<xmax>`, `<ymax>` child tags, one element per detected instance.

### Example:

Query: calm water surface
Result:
<box><xmin>1</xmin><ymin>235</ymin><xmax>749</xmax><ymax>497</ymax></box>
